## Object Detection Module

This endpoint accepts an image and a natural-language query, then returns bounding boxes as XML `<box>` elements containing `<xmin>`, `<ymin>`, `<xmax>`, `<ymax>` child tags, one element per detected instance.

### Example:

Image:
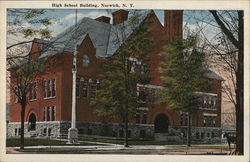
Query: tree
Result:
<box><xmin>9</xmin><ymin>59</ymin><xmax>42</xmax><ymax>149</ymax></box>
<box><xmin>7</xmin><ymin>9</ymin><xmax>55</xmax><ymax>65</ymax></box>
<box><xmin>209</xmin><ymin>10</ymin><xmax>244</xmax><ymax>155</ymax></box>
<box><xmin>184</xmin><ymin>10</ymin><xmax>244</xmax><ymax>154</ymax></box>
<box><xmin>7</xmin><ymin>9</ymin><xmax>54</xmax><ymax>149</ymax></box>
<box><xmin>159</xmin><ymin>36</ymin><xmax>209</xmax><ymax>146</ymax></box>
<box><xmin>90</xmin><ymin>12</ymin><xmax>153</xmax><ymax>147</ymax></box>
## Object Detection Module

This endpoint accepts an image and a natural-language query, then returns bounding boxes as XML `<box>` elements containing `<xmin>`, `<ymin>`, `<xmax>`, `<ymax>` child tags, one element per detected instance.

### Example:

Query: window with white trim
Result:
<box><xmin>200</xmin><ymin>95</ymin><xmax>217</xmax><ymax>110</ymax></box>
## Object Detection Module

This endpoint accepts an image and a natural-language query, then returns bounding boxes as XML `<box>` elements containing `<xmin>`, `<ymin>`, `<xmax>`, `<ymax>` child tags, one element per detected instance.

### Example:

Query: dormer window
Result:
<box><xmin>83</xmin><ymin>55</ymin><xmax>90</xmax><ymax>67</ymax></box>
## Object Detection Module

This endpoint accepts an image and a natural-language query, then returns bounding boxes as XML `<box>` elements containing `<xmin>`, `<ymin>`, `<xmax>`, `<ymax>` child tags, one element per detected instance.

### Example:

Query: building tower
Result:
<box><xmin>164</xmin><ymin>10</ymin><xmax>183</xmax><ymax>40</ymax></box>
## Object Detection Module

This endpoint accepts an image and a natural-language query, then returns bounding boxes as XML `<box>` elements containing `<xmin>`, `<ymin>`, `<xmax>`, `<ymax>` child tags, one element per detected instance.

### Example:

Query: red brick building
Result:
<box><xmin>8</xmin><ymin>10</ymin><xmax>223</xmax><ymax>141</ymax></box>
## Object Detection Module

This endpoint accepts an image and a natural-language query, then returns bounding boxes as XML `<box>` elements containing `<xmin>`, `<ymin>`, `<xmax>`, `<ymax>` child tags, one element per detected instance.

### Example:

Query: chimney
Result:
<box><xmin>112</xmin><ymin>10</ymin><xmax>129</xmax><ymax>25</ymax></box>
<box><xmin>164</xmin><ymin>10</ymin><xmax>183</xmax><ymax>40</ymax></box>
<box><xmin>95</xmin><ymin>16</ymin><xmax>111</xmax><ymax>24</ymax></box>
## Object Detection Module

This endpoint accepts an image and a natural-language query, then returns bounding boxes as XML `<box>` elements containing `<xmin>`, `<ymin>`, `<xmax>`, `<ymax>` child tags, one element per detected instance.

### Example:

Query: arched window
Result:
<box><xmin>83</xmin><ymin>55</ymin><xmax>90</xmax><ymax>67</ymax></box>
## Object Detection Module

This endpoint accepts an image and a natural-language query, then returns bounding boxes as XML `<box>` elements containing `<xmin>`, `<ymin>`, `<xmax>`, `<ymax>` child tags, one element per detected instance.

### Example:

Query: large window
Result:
<box><xmin>90</xmin><ymin>79</ymin><xmax>98</xmax><ymax>99</ymax></box>
<box><xmin>43</xmin><ymin>80</ymin><xmax>47</xmax><ymax>98</ymax></box>
<box><xmin>43</xmin><ymin>106</ymin><xmax>56</xmax><ymax>121</ymax></box>
<box><xmin>82</xmin><ymin>79</ymin><xmax>88</xmax><ymax>97</ymax></box>
<box><xmin>180</xmin><ymin>112</ymin><xmax>188</xmax><ymax>126</ymax></box>
<box><xmin>200</xmin><ymin>95</ymin><xmax>217</xmax><ymax>110</ymax></box>
<box><xmin>76</xmin><ymin>77</ymin><xmax>80</xmax><ymax>97</ymax></box>
<box><xmin>140</xmin><ymin>64</ymin><xmax>148</xmax><ymax>74</ymax></box>
<box><xmin>142</xmin><ymin>110</ymin><xmax>147</xmax><ymax>124</ymax></box>
<box><xmin>137</xmin><ymin>84</ymin><xmax>160</xmax><ymax>104</ymax></box>
<box><xmin>47</xmin><ymin>106</ymin><xmax>50</xmax><ymax>121</ymax></box>
<box><xmin>52</xmin><ymin>106</ymin><xmax>56</xmax><ymax>121</ymax></box>
<box><xmin>52</xmin><ymin>79</ymin><xmax>56</xmax><ymax>97</ymax></box>
<box><xmin>138</xmin><ymin>88</ymin><xmax>147</xmax><ymax>102</ymax></box>
<box><xmin>130</xmin><ymin>61</ymin><xmax>136</xmax><ymax>73</ymax></box>
<box><xmin>29</xmin><ymin>82</ymin><xmax>37</xmax><ymax>100</ymax></box>
<box><xmin>148</xmin><ymin>88</ymin><xmax>156</xmax><ymax>103</ymax></box>
<box><xmin>47</xmin><ymin>80</ymin><xmax>51</xmax><ymax>97</ymax></box>
<box><xmin>43</xmin><ymin>107</ymin><xmax>46</xmax><ymax>121</ymax></box>
<box><xmin>43</xmin><ymin>78</ymin><xmax>56</xmax><ymax>98</ymax></box>
<box><xmin>203</xmin><ymin>115</ymin><xmax>217</xmax><ymax>127</ymax></box>
<box><xmin>135</xmin><ymin>108</ymin><xmax>148</xmax><ymax>124</ymax></box>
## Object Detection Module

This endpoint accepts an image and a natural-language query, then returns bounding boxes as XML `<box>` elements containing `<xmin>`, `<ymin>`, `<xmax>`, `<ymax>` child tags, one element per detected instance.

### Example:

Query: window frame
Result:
<box><xmin>82</xmin><ymin>55</ymin><xmax>90</xmax><ymax>67</ymax></box>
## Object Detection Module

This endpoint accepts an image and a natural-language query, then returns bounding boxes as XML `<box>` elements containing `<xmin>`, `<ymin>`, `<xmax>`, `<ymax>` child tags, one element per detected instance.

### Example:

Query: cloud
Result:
<box><xmin>51</xmin><ymin>11</ymin><xmax>112</xmax><ymax>36</ymax></box>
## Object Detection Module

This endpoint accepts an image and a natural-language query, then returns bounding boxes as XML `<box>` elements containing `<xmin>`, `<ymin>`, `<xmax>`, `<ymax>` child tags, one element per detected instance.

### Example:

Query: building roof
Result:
<box><xmin>205</xmin><ymin>70</ymin><xmax>224</xmax><ymax>81</ymax></box>
<box><xmin>38</xmin><ymin>11</ymin><xmax>149</xmax><ymax>59</ymax></box>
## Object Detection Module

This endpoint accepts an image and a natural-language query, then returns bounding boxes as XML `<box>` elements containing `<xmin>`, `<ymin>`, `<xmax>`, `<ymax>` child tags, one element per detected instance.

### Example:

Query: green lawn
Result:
<box><xmin>6</xmin><ymin>138</ymin><xmax>97</xmax><ymax>147</ymax></box>
<box><xmin>82</xmin><ymin>138</ymin><xmax>209</xmax><ymax>146</ymax></box>
<box><xmin>7</xmin><ymin>138</ymin><xmax>229</xmax><ymax>149</ymax></box>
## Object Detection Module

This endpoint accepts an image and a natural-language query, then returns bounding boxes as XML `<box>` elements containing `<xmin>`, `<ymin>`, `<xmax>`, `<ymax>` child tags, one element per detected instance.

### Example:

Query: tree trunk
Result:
<box><xmin>187</xmin><ymin>112</ymin><xmax>192</xmax><ymax>147</ymax></box>
<box><xmin>20</xmin><ymin>104</ymin><xmax>26</xmax><ymax>149</ymax></box>
<box><xmin>124</xmin><ymin>108</ymin><xmax>129</xmax><ymax>147</ymax></box>
<box><xmin>235</xmin><ymin>10</ymin><xmax>244</xmax><ymax>155</ymax></box>
<box><xmin>210</xmin><ymin>10</ymin><xmax>244</xmax><ymax>155</ymax></box>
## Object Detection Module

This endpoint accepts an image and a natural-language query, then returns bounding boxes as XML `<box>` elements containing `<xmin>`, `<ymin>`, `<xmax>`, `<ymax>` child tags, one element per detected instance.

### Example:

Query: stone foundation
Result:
<box><xmin>7</xmin><ymin>121</ymin><xmax>222</xmax><ymax>142</ymax></box>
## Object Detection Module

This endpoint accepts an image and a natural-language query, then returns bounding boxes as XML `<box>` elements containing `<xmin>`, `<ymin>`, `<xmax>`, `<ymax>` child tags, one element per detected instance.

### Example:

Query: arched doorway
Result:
<box><xmin>154</xmin><ymin>114</ymin><xmax>169</xmax><ymax>133</ymax></box>
<box><xmin>28</xmin><ymin>113</ymin><xmax>36</xmax><ymax>131</ymax></box>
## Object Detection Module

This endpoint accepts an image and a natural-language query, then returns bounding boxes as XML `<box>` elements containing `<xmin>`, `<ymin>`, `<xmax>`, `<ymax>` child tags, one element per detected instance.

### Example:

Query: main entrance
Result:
<box><xmin>28</xmin><ymin>113</ymin><xmax>36</xmax><ymax>131</ymax></box>
<box><xmin>154</xmin><ymin>114</ymin><xmax>169</xmax><ymax>133</ymax></box>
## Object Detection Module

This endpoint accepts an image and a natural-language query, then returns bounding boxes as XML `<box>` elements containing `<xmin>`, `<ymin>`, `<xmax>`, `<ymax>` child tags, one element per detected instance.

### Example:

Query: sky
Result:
<box><xmin>7</xmin><ymin>9</ymin><xmax>222</xmax><ymax>45</ymax></box>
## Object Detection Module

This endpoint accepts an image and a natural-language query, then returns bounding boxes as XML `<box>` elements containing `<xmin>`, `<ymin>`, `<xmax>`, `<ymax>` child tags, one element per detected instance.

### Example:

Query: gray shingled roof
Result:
<box><xmin>38</xmin><ymin>11</ymin><xmax>149</xmax><ymax>59</ymax></box>
<box><xmin>205</xmin><ymin>70</ymin><xmax>224</xmax><ymax>81</ymax></box>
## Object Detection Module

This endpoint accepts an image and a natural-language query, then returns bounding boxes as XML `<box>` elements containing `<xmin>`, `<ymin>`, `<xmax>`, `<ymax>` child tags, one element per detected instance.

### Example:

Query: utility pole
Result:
<box><xmin>67</xmin><ymin>9</ymin><xmax>79</xmax><ymax>144</ymax></box>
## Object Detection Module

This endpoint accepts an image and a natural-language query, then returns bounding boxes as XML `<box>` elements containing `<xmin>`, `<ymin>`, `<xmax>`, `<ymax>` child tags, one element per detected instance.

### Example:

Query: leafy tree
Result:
<box><xmin>159</xmin><ymin>36</ymin><xmax>209</xmax><ymax>146</ymax></box>
<box><xmin>7</xmin><ymin>9</ymin><xmax>55</xmax><ymax>149</ymax></box>
<box><xmin>90</xmin><ymin>13</ymin><xmax>153</xmax><ymax>147</ymax></box>
<box><xmin>7</xmin><ymin>9</ymin><xmax>55</xmax><ymax>62</ymax></box>
<box><xmin>9</xmin><ymin>59</ymin><xmax>42</xmax><ymax>149</ymax></box>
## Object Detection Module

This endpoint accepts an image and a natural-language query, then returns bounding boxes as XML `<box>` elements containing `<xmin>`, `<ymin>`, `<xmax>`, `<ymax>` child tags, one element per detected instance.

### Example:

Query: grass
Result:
<box><xmin>7</xmin><ymin>138</ymin><xmax>230</xmax><ymax>150</ymax></box>
<box><xmin>6</xmin><ymin>138</ymin><xmax>100</xmax><ymax>147</ymax></box>
<box><xmin>82</xmin><ymin>138</ymin><xmax>211</xmax><ymax>146</ymax></box>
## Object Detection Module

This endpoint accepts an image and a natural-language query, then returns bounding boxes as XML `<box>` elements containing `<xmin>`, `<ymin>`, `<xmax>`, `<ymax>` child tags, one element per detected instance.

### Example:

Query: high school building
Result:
<box><xmin>8</xmin><ymin>10</ymin><xmax>223</xmax><ymax>142</ymax></box>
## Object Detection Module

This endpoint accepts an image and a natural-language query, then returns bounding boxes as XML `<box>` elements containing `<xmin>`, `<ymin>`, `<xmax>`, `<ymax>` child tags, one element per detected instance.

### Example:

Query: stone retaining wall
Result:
<box><xmin>7</xmin><ymin>121</ymin><xmax>222</xmax><ymax>142</ymax></box>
